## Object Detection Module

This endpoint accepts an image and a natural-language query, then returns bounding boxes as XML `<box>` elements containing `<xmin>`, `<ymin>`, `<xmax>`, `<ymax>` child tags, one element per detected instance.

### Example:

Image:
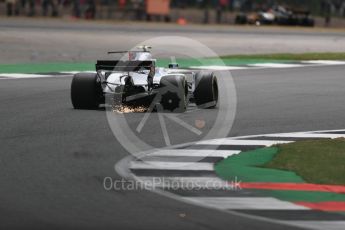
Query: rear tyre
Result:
<box><xmin>159</xmin><ymin>75</ymin><xmax>188</xmax><ymax>113</ymax></box>
<box><xmin>194</xmin><ymin>72</ymin><xmax>218</xmax><ymax>109</ymax></box>
<box><xmin>71</xmin><ymin>73</ymin><xmax>104</xmax><ymax>110</ymax></box>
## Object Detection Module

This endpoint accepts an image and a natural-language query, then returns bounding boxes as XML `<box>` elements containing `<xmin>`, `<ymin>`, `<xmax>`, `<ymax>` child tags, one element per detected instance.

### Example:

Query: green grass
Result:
<box><xmin>220</xmin><ymin>52</ymin><xmax>345</xmax><ymax>61</ymax></box>
<box><xmin>0</xmin><ymin>62</ymin><xmax>94</xmax><ymax>74</ymax></box>
<box><xmin>1</xmin><ymin>52</ymin><xmax>345</xmax><ymax>74</ymax></box>
<box><xmin>264</xmin><ymin>138</ymin><xmax>345</xmax><ymax>185</ymax></box>
<box><xmin>215</xmin><ymin>147</ymin><xmax>304</xmax><ymax>183</ymax></box>
<box><xmin>215</xmin><ymin>145</ymin><xmax>345</xmax><ymax>203</ymax></box>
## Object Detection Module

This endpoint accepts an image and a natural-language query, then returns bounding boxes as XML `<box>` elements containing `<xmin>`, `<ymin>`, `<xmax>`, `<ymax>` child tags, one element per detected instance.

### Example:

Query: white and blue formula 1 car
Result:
<box><xmin>71</xmin><ymin>46</ymin><xmax>218</xmax><ymax>112</ymax></box>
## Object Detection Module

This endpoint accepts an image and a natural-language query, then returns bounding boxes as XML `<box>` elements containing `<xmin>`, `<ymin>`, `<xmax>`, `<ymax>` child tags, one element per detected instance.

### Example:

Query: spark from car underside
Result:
<box><xmin>113</xmin><ymin>105</ymin><xmax>148</xmax><ymax>113</ymax></box>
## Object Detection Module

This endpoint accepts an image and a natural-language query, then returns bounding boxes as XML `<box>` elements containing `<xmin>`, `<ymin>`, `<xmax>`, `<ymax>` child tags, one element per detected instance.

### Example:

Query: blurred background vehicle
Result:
<box><xmin>235</xmin><ymin>5</ymin><xmax>315</xmax><ymax>27</ymax></box>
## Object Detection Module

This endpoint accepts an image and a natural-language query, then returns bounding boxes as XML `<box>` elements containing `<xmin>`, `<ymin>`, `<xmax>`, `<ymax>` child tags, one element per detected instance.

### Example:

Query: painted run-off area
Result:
<box><xmin>215</xmin><ymin>143</ymin><xmax>345</xmax><ymax>213</ymax></box>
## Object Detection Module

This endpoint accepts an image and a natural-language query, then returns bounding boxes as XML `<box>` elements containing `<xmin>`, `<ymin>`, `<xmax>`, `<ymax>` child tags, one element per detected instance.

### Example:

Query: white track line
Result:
<box><xmin>229</xmin><ymin>129</ymin><xmax>345</xmax><ymax>140</ymax></box>
<box><xmin>0</xmin><ymin>73</ymin><xmax>59</xmax><ymax>79</ymax></box>
<box><xmin>249</xmin><ymin>63</ymin><xmax>305</xmax><ymax>68</ymax></box>
<box><xmin>0</xmin><ymin>72</ymin><xmax>92</xmax><ymax>79</ymax></box>
<box><xmin>189</xmin><ymin>66</ymin><xmax>249</xmax><ymax>70</ymax></box>
<box><xmin>302</xmin><ymin>60</ymin><xmax>345</xmax><ymax>65</ymax></box>
<box><xmin>2</xmin><ymin>60</ymin><xmax>345</xmax><ymax>80</ymax></box>
<box><xmin>60</xmin><ymin>71</ymin><xmax>95</xmax><ymax>74</ymax></box>
<box><xmin>147</xmin><ymin>149</ymin><xmax>240</xmax><ymax>158</ymax></box>
<box><xmin>286</xmin><ymin>221</ymin><xmax>345</xmax><ymax>230</ymax></box>
<box><xmin>135</xmin><ymin>176</ymin><xmax>232</xmax><ymax>188</ymax></box>
<box><xmin>130</xmin><ymin>161</ymin><xmax>214</xmax><ymax>171</ymax></box>
<box><xmin>263</xmin><ymin>133</ymin><xmax>345</xmax><ymax>139</ymax></box>
<box><xmin>195</xmin><ymin>139</ymin><xmax>291</xmax><ymax>146</ymax></box>
<box><xmin>183</xmin><ymin>197</ymin><xmax>309</xmax><ymax>210</ymax></box>
<box><xmin>315</xmin><ymin>129</ymin><xmax>345</xmax><ymax>133</ymax></box>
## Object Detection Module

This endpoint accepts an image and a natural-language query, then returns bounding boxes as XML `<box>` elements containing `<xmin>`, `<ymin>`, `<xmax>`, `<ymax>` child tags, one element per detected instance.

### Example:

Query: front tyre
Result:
<box><xmin>71</xmin><ymin>73</ymin><xmax>104</xmax><ymax>110</ymax></box>
<box><xmin>194</xmin><ymin>72</ymin><xmax>218</xmax><ymax>109</ymax></box>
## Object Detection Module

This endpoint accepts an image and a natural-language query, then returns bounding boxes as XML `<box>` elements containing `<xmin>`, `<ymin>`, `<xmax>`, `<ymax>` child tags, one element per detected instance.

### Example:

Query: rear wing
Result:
<box><xmin>96</xmin><ymin>60</ymin><xmax>154</xmax><ymax>72</ymax></box>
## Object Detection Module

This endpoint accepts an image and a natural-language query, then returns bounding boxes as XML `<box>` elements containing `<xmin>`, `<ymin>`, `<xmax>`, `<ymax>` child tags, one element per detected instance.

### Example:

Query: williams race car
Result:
<box><xmin>235</xmin><ymin>5</ymin><xmax>314</xmax><ymax>27</ymax></box>
<box><xmin>71</xmin><ymin>46</ymin><xmax>218</xmax><ymax>112</ymax></box>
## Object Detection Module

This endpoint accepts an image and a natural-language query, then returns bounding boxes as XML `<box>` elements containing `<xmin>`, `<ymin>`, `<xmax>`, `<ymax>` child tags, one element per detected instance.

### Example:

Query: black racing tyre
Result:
<box><xmin>194</xmin><ymin>72</ymin><xmax>218</xmax><ymax>109</ymax></box>
<box><xmin>159</xmin><ymin>75</ymin><xmax>188</xmax><ymax>113</ymax></box>
<box><xmin>71</xmin><ymin>73</ymin><xmax>104</xmax><ymax>110</ymax></box>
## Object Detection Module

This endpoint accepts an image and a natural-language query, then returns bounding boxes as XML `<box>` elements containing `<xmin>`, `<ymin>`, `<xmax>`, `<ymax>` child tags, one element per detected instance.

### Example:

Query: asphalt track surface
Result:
<box><xmin>1</xmin><ymin>18</ymin><xmax>345</xmax><ymax>63</ymax></box>
<box><xmin>1</xmin><ymin>19</ymin><xmax>345</xmax><ymax>229</ymax></box>
<box><xmin>1</xmin><ymin>64</ymin><xmax>345</xmax><ymax>229</ymax></box>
